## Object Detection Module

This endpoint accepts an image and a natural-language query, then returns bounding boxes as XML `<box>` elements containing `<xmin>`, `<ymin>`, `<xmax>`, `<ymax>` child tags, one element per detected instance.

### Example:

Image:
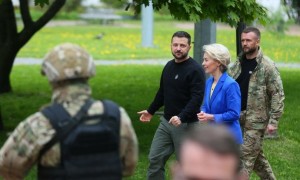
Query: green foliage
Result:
<box><xmin>32</xmin><ymin>0</ymin><xmax>268</xmax><ymax>26</ymax></box>
<box><xmin>0</xmin><ymin>66</ymin><xmax>300</xmax><ymax>179</ymax></box>
<box><xmin>132</xmin><ymin>0</ymin><xmax>268</xmax><ymax>27</ymax></box>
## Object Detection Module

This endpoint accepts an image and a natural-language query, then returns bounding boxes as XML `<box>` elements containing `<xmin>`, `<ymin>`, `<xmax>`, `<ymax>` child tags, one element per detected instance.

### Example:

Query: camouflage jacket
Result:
<box><xmin>228</xmin><ymin>48</ymin><xmax>285</xmax><ymax>130</ymax></box>
<box><xmin>0</xmin><ymin>83</ymin><xmax>138</xmax><ymax>179</ymax></box>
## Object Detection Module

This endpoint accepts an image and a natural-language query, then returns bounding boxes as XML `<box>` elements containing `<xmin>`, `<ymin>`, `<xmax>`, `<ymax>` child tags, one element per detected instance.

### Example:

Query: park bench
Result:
<box><xmin>79</xmin><ymin>8</ymin><xmax>122</xmax><ymax>25</ymax></box>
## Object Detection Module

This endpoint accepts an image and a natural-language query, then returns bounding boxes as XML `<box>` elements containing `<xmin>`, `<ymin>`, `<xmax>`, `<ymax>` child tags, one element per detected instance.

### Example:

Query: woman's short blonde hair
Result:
<box><xmin>203</xmin><ymin>43</ymin><xmax>231</xmax><ymax>72</ymax></box>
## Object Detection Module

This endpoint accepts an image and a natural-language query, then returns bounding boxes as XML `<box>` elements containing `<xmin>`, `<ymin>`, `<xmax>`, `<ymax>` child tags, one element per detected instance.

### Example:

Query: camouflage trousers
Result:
<box><xmin>240</xmin><ymin>111</ymin><xmax>276</xmax><ymax>180</ymax></box>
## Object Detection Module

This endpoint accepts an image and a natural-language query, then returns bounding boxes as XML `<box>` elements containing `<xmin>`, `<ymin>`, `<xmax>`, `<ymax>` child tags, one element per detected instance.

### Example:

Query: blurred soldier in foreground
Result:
<box><xmin>171</xmin><ymin>125</ymin><xmax>242</xmax><ymax>180</ymax></box>
<box><xmin>0</xmin><ymin>43</ymin><xmax>138</xmax><ymax>179</ymax></box>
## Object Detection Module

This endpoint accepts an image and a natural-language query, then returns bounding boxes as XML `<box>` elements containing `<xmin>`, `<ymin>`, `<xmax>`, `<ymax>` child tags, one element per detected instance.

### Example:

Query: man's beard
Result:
<box><xmin>243</xmin><ymin>46</ymin><xmax>257</xmax><ymax>55</ymax></box>
<box><xmin>172</xmin><ymin>51</ymin><xmax>189</xmax><ymax>61</ymax></box>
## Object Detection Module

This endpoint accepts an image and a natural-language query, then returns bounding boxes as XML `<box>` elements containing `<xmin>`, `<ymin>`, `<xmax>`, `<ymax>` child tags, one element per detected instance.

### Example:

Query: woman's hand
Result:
<box><xmin>197</xmin><ymin>111</ymin><xmax>214</xmax><ymax>122</ymax></box>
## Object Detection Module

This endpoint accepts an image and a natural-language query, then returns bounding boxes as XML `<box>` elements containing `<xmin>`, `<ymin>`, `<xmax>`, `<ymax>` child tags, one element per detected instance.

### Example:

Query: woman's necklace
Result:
<box><xmin>210</xmin><ymin>81</ymin><xmax>217</xmax><ymax>97</ymax></box>
<box><xmin>211</xmin><ymin>81</ymin><xmax>217</xmax><ymax>91</ymax></box>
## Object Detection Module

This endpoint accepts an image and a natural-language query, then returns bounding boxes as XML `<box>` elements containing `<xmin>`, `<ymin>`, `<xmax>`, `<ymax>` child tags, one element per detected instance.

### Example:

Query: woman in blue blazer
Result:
<box><xmin>197</xmin><ymin>44</ymin><xmax>243</xmax><ymax>144</ymax></box>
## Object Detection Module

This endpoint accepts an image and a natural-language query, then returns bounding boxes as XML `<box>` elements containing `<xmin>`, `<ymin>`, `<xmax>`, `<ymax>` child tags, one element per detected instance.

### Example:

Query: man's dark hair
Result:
<box><xmin>172</xmin><ymin>31</ymin><xmax>191</xmax><ymax>45</ymax></box>
<box><xmin>242</xmin><ymin>26</ymin><xmax>261</xmax><ymax>39</ymax></box>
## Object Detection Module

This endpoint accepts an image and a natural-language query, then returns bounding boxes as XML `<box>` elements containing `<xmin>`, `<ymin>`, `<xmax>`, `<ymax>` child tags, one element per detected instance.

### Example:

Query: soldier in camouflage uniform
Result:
<box><xmin>0</xmin><ymin>43</ymin><xmax>138</xmax><ymax>179</ymax></box>
<box><xmin>229</xmin><ymin>27</ymin><xmax>285</xmax><ymax>179</ymax></box>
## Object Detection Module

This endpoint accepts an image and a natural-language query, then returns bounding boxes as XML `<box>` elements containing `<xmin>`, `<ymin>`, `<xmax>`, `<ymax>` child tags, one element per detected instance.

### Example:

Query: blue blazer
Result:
<box><xmin>201</xmin><ymin>72</ymin><xmax>243</xmax><ymax>144</ymax></box>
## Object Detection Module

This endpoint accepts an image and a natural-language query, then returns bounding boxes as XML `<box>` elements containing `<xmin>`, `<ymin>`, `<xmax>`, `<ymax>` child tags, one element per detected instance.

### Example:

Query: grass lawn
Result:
<box><xmin>0</xmin><ymin>65</ymin><xmax>300</xmax><ymax>179</ymax></box>
<box><xmin>16</xmin><ymin>21</ymin><xmax>300</xmax><ymax>63</ymax></box>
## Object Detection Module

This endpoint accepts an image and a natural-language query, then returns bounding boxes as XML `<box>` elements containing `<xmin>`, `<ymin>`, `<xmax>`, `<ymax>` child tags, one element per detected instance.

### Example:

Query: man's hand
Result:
<box><xmin>267</xmin><ymin>124</ymin><xmax>277</xmax><ymax>134</ymax></box>
<box><xmin>137</xmin><ymin>110</ymin><xmax>152</xmax><ymax>123</ymax></box>
<box><xmin>169</xmin><ymin>116</ymin><xmax>182</xmax><ymax>127</ymax></box>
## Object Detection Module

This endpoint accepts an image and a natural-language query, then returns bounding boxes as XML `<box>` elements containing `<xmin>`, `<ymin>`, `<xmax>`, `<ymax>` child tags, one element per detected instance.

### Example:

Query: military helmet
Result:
<box><xmin>42</xmin><ymin>43</ymin><xmax>96</xmax><ymax>82</ymax></box>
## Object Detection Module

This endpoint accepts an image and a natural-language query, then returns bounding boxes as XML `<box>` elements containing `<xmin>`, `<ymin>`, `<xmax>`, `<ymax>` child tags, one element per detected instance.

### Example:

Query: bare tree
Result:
<box><xmin>0</xmin><ymin>0</ymin><xmax>66</xmax><ymax>93</ymax></box>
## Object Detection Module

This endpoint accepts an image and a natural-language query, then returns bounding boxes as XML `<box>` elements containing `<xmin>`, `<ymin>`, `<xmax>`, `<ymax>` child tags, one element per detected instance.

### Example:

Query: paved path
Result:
<box><xmin>14</xmin><ymin>57</ymin><xmax>300</xmax><ymax>68</ymax></box>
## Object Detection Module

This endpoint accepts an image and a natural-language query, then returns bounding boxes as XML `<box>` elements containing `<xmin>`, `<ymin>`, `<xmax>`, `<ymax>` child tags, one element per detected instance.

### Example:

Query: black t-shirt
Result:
<box><xmin>147</xmin><ymin>57</ymin><xmax>205</xmax><ymax>123</ymax></box>
<box><xmin>236</xmin><ymin>57</ymin><xmax>257</xmax><ymax>111</ymax></box>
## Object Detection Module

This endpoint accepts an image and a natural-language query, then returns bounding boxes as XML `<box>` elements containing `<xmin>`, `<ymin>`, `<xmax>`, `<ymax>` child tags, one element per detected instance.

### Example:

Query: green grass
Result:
<box><xmin>0</xmin><ymin>66</ymin><xmax>300</xmax><ymax>179</ymax></box>
<box><xmin>16</xmin><ymin>21</ymin><xmax>300</xmax><ymax>62</ymax></box>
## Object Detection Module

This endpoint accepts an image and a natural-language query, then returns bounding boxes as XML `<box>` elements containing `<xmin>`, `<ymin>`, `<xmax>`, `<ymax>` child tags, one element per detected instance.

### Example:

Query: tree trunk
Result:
<box><xmin>296</xmin><ymin>8</ymin><xmax>300</xmax><ymax>24</ymax></box>
<box><xmin>236</xmin><ymin>22</ymin><xmax>246</xmax><ymax>56</ymax></box>
<box><xmin>0</xmin><ymin>0</ymin><xmax>66</xmax><ymax>94</ymax></box>
<box><xmin>0</xmin><ymin>72</ymin><xmax>12</xmax><ymax>94</ymax></box>
<box><xmin>193</xmin><ymin>20</ymin><xmax>216</xmax><ymax>65</ymax></box>
<box><xmin>0</xmin><ymin>105</ymin><xmax>3</xmax><ymax>130</ymax></box>
<box><xmin>0</xmin><ymin>104</ymin><xmax>3</xmax><ymax>130</ymax></box>
<box><xmin>0</xmin><ymin>0</ymin><xmax>18</xmax><ymax>93</ymax></box>
<box><xmin>0</xmin><ymin>45</ymin><xmax>17</xmax><ymax>93</ymax></box>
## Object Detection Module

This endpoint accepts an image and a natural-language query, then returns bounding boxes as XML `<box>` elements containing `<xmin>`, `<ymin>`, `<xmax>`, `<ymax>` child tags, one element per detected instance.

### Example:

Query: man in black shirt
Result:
<box><xmin>138</xmin><ymin>31</ymin><xmax>205</xmax><ymax>180</ymax></box>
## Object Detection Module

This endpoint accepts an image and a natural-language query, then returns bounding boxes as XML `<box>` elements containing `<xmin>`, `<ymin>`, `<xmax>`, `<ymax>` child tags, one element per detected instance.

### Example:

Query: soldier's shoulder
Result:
<box><xmin>8</xmin><ymin>111</ymin><xmax>54</xmax><ymax>147</ymax></box>
<box><xmin>25</xmin><ymin>111</ymin><xmax>53</xmax><ymax>130</ymax></box>
<box><xmin>260</xmin><ymin>56</ymin><xmax>280</xmax><ymax>74</ymax></box>
<box><xmin>261</xmin><ymin>55</ymin><xmax>276</xmax><ymax>67</ymax></box>
<box><xmin>228</xmin><ymin>58</ymin><xmax>240</xmax><ymax>68</ymax></box>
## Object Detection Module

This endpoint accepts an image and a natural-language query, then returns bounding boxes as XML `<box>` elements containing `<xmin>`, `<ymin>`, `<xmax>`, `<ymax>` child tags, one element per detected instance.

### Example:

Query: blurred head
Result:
<box><xmin>241</xmin><ymin>27</ymin><xmax>260</xmax><ymax>55</ymax></box>
<box><xmin>41</xmin><ymin>43</ymin><xmax>96</xmax><ymax>85</ymax></box>
<box><xmin>202</xmin><ymin>44</ymin><xmax>231</xmax><ymax>74</ymax></box>
<box><xmin>171</xmin><ymin>31</ymin><xmax>192</xmax><ymax>61</ymax></box>
<box><xmin>172</xmin><ymin>125</ymin><xmax>240</xmax><ymax>180</ymax></box>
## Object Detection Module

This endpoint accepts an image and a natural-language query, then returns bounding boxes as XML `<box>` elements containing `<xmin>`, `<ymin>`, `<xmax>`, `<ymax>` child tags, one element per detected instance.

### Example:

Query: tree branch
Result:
<box><xmin>34</xmin><ymin>0</ymin><xmax>66</xmax><ymax>31</ymax></box>
<box><xmin>0</xmin><ymin>3</ymin><xmax>6</xmax><ymax>45</ymax></box>
<box><xmin>19</xmin><ymin>0</ymin><xmax>33</xmax><ymax>28</ymax></box>
<box><xmin>18</xmin><ymin>0</ymin><xmax>66</xmax><ymax>48</ymax></box>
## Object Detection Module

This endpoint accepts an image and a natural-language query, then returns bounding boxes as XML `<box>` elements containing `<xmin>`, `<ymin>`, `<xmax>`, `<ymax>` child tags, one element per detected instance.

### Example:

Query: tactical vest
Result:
<box><xmin>38</xmin><ymin>100</ymin><xmax>122</xmax><ymax>180</ymax></box>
